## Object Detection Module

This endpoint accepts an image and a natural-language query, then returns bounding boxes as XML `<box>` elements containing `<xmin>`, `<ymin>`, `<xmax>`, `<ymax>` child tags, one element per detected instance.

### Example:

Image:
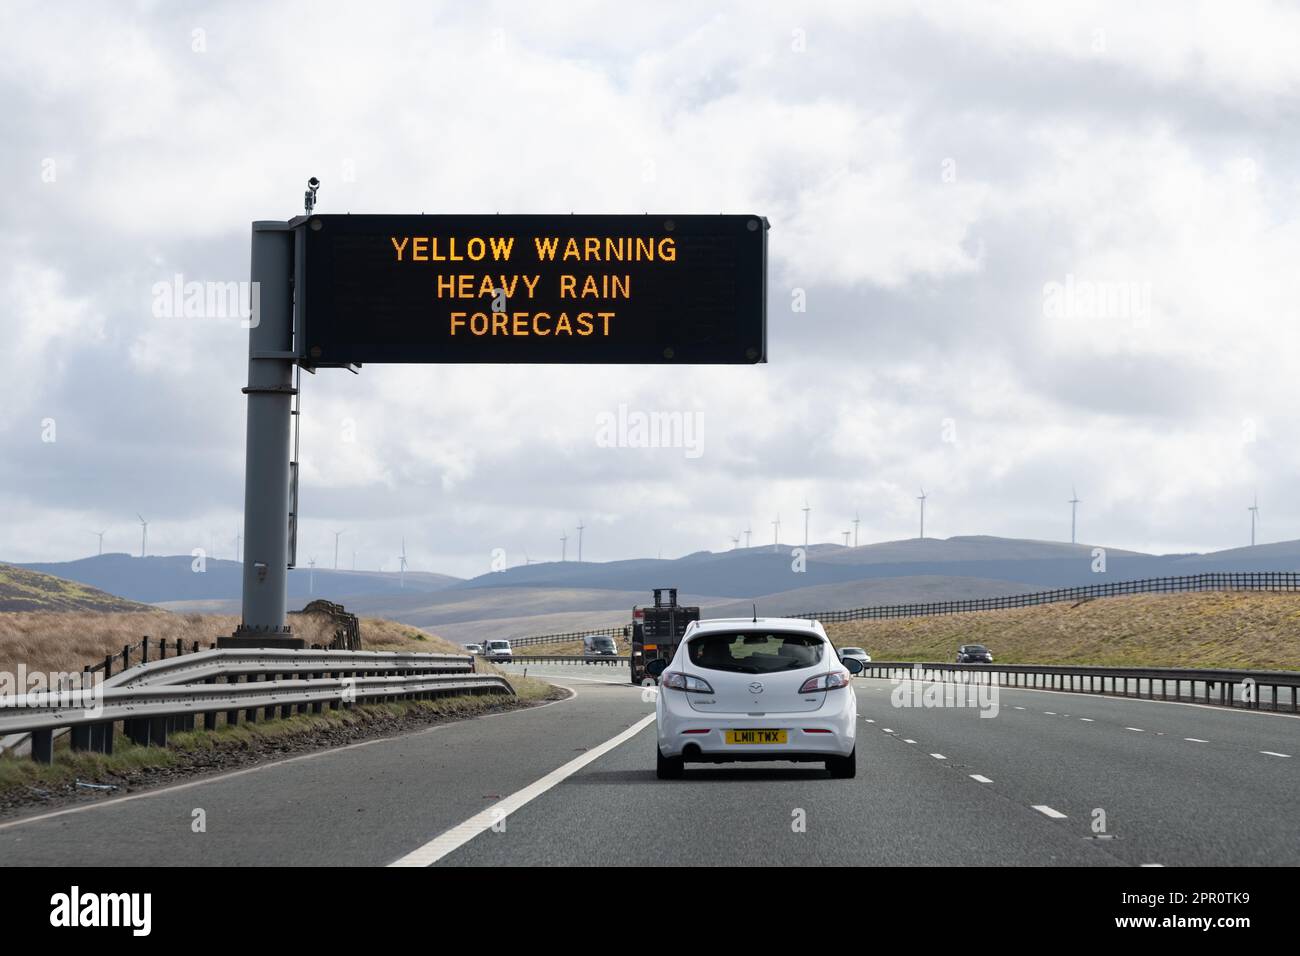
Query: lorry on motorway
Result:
<box><xmin>629</xmin><ymin>588</ymin><xmax>700</xmax><ymax>685</ymax></box>
<box><xmin>583</xmin><ymin>633</ymin><xmax>619</xmax><ymax>657</ymax></box>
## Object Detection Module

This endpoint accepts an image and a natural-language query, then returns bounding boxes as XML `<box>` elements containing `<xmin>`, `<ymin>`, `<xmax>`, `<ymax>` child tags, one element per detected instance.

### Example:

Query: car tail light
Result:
<box><xmin>661</xmin><ymin>672</ymin><xmax>714</xmax><ymax>693</ymax></box>
<box><xmin>798</xmin><ymin>672</ymin><xmax>851</xmax><ymax>694</ymax></box>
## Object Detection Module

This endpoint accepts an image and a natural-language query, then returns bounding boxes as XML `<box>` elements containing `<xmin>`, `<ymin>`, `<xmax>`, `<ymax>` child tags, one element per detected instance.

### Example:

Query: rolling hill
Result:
<box><xmin>12</xmin><ymin>535</ymin><xmax>1300</xmax><ymax>643</ymax></box>
<box><xmin>0</xmin><ymin>564</ymin><xmax>153</xmax><ymax>613</ymax></box>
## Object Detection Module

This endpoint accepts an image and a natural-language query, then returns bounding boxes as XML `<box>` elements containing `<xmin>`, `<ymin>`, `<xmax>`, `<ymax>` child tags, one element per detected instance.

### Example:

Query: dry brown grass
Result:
<box><xmin>0</xmin><ymin>610</ymin><xmax>560</xmax><ymax>701</ymax></box>
<box><xmin>827</xmin><ymin>590</ymin><xmax>1300</xmax><ymax>670</ymax></box>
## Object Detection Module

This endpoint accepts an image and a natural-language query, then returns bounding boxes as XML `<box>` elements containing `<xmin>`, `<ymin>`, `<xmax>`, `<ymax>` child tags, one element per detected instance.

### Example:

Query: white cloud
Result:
<box><xmin>0</xmin><ymin>0</ymin><xmax>1298</xmax><ymax>575</ymax></box>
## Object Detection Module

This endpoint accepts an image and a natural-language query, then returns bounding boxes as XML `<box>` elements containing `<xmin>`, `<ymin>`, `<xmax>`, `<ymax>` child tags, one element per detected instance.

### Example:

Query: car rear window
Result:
<box><xmin>687</xmin><ymin>631</ymin><xmax>825</xmax><ymax>674</ymax></box>
<box><xmin>842</xmin><ymin>648</ymin><xmax>864</xmax><ymax>654</ymax></box>
<box><xmin>963</xmin><ymin>645</ymin><xmax>987</xmax><ymax>653</ymax></box>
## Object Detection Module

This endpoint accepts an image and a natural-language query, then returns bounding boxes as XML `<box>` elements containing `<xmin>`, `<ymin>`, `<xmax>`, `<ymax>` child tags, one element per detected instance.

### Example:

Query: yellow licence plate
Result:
<box><xmin>726</xmin><ymin>729</ymin><xmax>787</xmax><ymax>745</ymax></box>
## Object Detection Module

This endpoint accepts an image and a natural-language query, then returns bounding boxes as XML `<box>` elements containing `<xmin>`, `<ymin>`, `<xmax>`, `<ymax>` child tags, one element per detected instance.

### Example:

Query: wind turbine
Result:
<box><xmin>560</xmin><ymin>531</ymin><xmax>568</xmax><ymax>562</ymax></box>
<box><xmin>744</xmin><ymin>525</ymin><xmax>752</xmax><ymax>549</ymax></box>
<box><xmin>801</xmin><ymin>500</ymin><xmax>811</xmax><ymax>548</ymax></box>
<box><xmin>90</xmin><ymin>530</ymin><xmax>105</xmax><ymax>556</ymax></box>
<box><xmin>333</xmin><ymin>530</ymin><xmax>345</xmax><ymax>570</ymax></box>
<box><xmin>397</xmin><ymin>538</ymin><xmax>408</xmax><ymax>588</ymax></box>
<box><xmin>576</xmin><ymin>520</ymin><xmax>585</xmax><ymax>562</ymax></box>
<box><xmin>841</xmin><ymin>531</ymin><xmax>850</xmax><ymax>547</ymax></box>
<box><xmin>731</xmin><ymin>534</ymin><xmax>740</xmax><ymax>550</ymax></box>
<box><xmin>916</xmin><ymin>489</ymin><xmax>927</xmax><ymax>540</ymax></box>
<box><xmin>1069</xmin><ymin>487</ymin><xmax>1081</xmax><ymax>545</ymax></box>
<box><xmin>136</xmin><ymin>514</ymin><xmax>148</xmax><ymax>558</ymax></box>
<box><xmin>1249</xmin><ymin>494</ymin><xmax>1260</xmax><ymax>547</ymax></box>
<box><xmin>307</xmin><ymin>557</ymin><xmax>317</xmax><ymax>595</ymax></box>
<box><xmin>852</xmin><ymin>511</ymin><xmax>860</xmax><ymax>549</ymax></box>
<box><xmin>771</xmin><ymin>515</ymin><xmax>781</xmax><ymax>552</ymax></box>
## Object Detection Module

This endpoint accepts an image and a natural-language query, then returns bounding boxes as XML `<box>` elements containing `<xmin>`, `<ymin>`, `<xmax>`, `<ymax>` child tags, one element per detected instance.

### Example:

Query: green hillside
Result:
<box><xmin>0</xmin><ymin>563</ymin><xmax>151</xmax><ymax>613</ymax></box>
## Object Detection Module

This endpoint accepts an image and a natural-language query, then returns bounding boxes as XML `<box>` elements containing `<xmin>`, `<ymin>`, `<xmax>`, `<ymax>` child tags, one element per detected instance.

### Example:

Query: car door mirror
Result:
<box><xmin>646</xmin><ymin>658</ymin><xmax>668</xmax><ymax>677</ymax></box>
<box><xmin>842</xmin><ymin>657</ymin><xmax>863</xmax><ymax>675</ymax></box>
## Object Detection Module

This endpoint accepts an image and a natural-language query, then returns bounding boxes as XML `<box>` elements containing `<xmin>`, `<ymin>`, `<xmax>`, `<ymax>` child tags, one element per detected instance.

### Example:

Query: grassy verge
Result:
<box><xmin>0</xmin><ymin>685</ymin><xmax>566</xmax><ymax>802</ymax></box>
<box><xmin>827</xmin><ymin>591</ymin><xmax>1300</xmax><ymax>670</ymax></box>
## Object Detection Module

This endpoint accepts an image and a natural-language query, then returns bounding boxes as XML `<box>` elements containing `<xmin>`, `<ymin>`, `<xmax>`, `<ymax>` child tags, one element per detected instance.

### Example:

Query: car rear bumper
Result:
<box><xmin>656</xmin><ymin>694</ymin><xmax>856</xmax><ymax>761</ymax></box>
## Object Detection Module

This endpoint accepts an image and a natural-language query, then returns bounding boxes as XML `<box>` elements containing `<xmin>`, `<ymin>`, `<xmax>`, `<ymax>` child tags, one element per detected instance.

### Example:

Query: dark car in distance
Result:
<box><xmin>956</xmin><ymin>644</ymin><xmax>993</xmax><ymax>664</ymax></box>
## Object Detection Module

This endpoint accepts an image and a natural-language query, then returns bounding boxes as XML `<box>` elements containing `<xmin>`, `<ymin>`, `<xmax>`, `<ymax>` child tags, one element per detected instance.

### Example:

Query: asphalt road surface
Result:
<box><xmin>0</xmin><ymin>664</ymin><xmax>1294</xmax><ymax>866</ymax></box>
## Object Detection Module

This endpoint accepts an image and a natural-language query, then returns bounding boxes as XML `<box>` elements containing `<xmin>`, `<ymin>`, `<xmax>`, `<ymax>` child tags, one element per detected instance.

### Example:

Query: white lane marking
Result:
<box><xmin>1013</xmin><ymin>706</ymin><xmax>1025</xmax><ymax>710</ymax></box>
<box><xmin>930</xmin><ymin>753</ymin><xmax>946</xmax><ymax>760</ymax></box>
<box><xmin>1184</xmin><ymin>737</ymin><xmax>1208</xmax><ymax>743</ymax></box>
<box><xmin>1260</xmin><ymin>751</ymin><xmax>1291</xmax><ymax>758</ymax></box>
<box><xmin>882</xmin><ymin>728</ymin><xmax>894</xmax><ymax>733</ymax></box>
<box><xmin>863</xmin><ymin>718</ymin><xmax>875</xmax><ymax>723</ymax></box>
<box><xmin>1140</xmin><ymin>863</ymin><xmax>1164</xmax><ymax>867</ymax></box>
<box><xmin>970</xmin><ymin>774</ymin><xmax>993</xmax><ymax>784</ymax></box>
<box><xmin>1032</xmin><ymin>805</ymin><xmax>1068</xmax><ymax>819</ymax></box>
<box><xmin>1125</xmin><ymin>727</ymin><xmax>1145</xmax><ymax>732</ymax></box>
<box><xmin>1044</xmin><ymin>712</ymin><xmax>1056</xmax><ymax>716</ymax></box>
<box><xmin>389</xmin><ymin>712</ymin><xmax>656</xmax><ymax>867</ymax></box>
<box><xmin>1079</xmin><ymin>718</ymin><xmax>1094</xmax><ymax>722</ymax></box>
<box><xmin>903</xmin><ymin>739</ymin><xmax>916</xmax><ymax>744</ymax></box>
<box><xmin>0</xmin><ymin>685</ymin><xmax>580</xmax><ymax>833</ymax></box>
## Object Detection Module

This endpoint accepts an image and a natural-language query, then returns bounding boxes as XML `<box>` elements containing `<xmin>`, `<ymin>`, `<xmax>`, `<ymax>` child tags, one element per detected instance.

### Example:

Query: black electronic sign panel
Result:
<box><xmin>300</xmin><ymin>214</ymin><xmax>767</xmax><ymax>365</ymax></box>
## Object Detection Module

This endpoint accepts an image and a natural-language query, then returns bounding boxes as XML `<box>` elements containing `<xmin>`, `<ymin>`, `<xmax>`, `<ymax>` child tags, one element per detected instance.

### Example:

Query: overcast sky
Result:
<box><xmin>2</xmin><ymin>0</ymin><xmax>1298</xmax><ymax>578</ymax></box>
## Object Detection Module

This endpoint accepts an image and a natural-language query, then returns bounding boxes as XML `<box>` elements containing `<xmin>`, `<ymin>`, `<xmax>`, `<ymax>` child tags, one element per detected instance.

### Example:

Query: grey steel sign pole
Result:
<box><xmin>226</xmin><ymin>220</ymin><xmax>302</xmax><ymax>648</ymax></box>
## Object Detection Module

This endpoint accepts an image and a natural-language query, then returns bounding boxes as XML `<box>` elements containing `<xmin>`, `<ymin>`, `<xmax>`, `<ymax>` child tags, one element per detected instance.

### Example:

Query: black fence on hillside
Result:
<box><xmin>798</xmin><ymin>571</ymin><xmax>1300</xmax><ymax>624</ymax></box>
<box><xmin>512</xmin><ymin>625</ymin><xmax>630</xmax><ymax>649</ymax></box>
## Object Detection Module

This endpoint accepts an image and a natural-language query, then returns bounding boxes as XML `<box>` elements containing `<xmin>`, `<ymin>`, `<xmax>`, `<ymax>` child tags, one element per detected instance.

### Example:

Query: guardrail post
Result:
<box><xmin>31</xmin><ymin>729</ymin><xmax>53</xmax><ymax>764</ymax></box>
<box><xmin>148</xmin><ymin>716</ymin><xmax>167</xmax><ymax>747</ymax></box>
<box><xmin>70</xmin><ymin>724</ymin><xmax>92</xmax><ymax>752</ymax></box>
<box><xmin>91</xmin><ymin>721</ymin><xmax>114</xmax><ymax>755</ymax></box>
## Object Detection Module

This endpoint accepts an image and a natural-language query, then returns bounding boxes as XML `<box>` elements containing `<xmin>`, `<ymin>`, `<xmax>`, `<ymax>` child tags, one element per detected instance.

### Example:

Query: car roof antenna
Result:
<box><xmin>752</xmin><ymin>603</ymin><xmax>757</xmax><ymax>623</ymax></box>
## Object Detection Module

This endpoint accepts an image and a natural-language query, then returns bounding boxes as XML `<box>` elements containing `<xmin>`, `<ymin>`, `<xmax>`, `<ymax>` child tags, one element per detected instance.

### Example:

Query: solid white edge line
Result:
<box><xmin>1032</xmin><ymin>805</ymin><xmax>1067</xmax><ymax>819</ymax></box>
<box><xmin>388</xmin><ymin>712</ymin><xmax>657</xmax><ymax>867</ymax></box>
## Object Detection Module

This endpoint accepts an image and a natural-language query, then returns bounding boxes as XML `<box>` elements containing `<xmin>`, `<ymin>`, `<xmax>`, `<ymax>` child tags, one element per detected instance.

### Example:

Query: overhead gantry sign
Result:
<box><xmin>301</xmin><ymin>214</ymin><xmax>767</xmax><ymax>365</ymax></box>
<box><xmin>231</xmin><ymin>211</ymin><xmax>768</xmax><ymax>645</ymax></box>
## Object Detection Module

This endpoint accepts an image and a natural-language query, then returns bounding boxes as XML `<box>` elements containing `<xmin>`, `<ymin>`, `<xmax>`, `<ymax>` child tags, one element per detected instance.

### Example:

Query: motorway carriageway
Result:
<box><xmin>0</xmin><ymin>663</ymin><xmax>1294</xmax><ymax>867</ymax></box>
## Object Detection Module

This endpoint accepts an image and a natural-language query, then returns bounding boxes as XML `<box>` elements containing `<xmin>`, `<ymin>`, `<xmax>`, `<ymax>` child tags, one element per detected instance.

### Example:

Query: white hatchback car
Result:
<box><xmin>652</xmin><ymin>618</ymin><xmax>859</xmax><ymax>779</ymax></box>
